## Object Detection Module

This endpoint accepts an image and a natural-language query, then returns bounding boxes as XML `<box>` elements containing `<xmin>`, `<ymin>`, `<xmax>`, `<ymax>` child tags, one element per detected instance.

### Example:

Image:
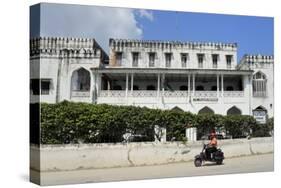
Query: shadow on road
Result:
<box><xmin>202</xmin><ymin>163</ymin><xmax>225</xmax><ymax>167</ymax></box>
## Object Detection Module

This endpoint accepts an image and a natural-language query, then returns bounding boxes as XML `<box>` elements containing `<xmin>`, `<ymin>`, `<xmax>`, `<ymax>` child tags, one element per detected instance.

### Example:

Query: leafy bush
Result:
<box><xmin>39</xmin><ymin>101</ymin><xmax>272</xmax><ymax>144</ymax></box>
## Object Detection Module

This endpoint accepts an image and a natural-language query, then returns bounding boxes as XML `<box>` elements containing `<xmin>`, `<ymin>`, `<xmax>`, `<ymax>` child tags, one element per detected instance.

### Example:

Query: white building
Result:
<box><xmin>30</xmin><ymin>37</ymin><xmax>274</xmax><ymax>123</ymax></box>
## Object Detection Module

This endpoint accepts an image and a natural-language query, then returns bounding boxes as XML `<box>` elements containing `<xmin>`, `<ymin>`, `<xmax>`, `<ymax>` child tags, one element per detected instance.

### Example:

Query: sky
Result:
<box><xmin>30</xmin><ymin>3</ymin><xmax>274</xmax><ymax>61</ymax></box>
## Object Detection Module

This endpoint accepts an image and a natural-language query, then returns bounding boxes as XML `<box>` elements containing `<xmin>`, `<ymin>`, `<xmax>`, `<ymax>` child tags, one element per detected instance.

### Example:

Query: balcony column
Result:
<box><xmin>248</xmin><ymin>75</ymin><xmax>253</xmax><ymax>115</ymax></box>
<box><xmin>130</xmin><ymin>73</ymin><xmax>134</xmax><ymax>95</ymax></box>
<box><xmin>221</xmin><ymin>74</ymin><xmax>224</xmax><ymax>98</ymax></box>
<box><xmin>125</xmin><ymin>73</ymin><xmax>129</xmax><ymax>98</ymax></box>
<box><xmin>157</xmin><ymin>73</ymin><xmax>160</xmax><ymax>97</ymax></box>
<box><xmin>92</xmin><ymin>71</ymin><xmax>97</xmax><ymax>103</ymax></box>
<box><xmin>161</xmin><ymin>73</ymin><xmax>165</xmax><ymax>96</ymax></box>
<box><xmin>106</xmin><ymin>79</ymin><xmax>110</xmax><ymax>97</ymax></box>
<box><xmin>217</xmin><ymin>74</ymin><xmax>219</xmax><ymax>97</ymax></box>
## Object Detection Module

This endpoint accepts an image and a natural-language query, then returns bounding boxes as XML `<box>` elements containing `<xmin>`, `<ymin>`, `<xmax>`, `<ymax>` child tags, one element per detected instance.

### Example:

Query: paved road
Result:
<box><xmin>38</xmin><ymin>153</ymin><xmax>273</xmax><ymax>185</ymax></box>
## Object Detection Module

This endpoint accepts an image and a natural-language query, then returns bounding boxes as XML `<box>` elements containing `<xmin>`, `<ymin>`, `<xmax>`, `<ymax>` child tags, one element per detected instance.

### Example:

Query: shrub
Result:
<box><xmin>39</xmin><ymin>101</ymin><xmax>272</xmax><ymax>144</ymax></box>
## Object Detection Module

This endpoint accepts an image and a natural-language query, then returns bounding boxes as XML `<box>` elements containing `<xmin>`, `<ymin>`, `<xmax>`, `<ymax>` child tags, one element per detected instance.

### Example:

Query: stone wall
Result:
<box><xmin>30</xmin><ymin>137</ymin><xmax>273</xmax><ymax>172</ymax></box>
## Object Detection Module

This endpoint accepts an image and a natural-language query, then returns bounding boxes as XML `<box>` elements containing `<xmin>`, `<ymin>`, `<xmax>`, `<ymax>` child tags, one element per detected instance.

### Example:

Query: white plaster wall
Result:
<box><xmin>30</xmin><ymin>137</ymin><xmax>273</xmax><ymax>172</ymax></box>
<box><xmin>114</xmin><ymin>46</ymin><xmax>237</xmax><ymax>70</ymax></box>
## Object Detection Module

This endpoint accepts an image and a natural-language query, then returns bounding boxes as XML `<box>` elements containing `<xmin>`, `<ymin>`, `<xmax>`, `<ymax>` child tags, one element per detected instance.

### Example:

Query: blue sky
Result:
<box><xmin>30</xmin><ymin>3</ymin><xmax>273</xmax><ymax>61</ymax></box>
<box><xmin>136</xmin><ymin>10</ymin><xmax>273</xmax><ymax>60</ymax></box>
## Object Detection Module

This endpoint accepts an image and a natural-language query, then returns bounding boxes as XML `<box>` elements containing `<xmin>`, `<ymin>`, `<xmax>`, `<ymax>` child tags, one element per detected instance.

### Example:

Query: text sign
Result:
<box><xmin>193</xmin><ymin>98</ymin><xmax>218</xmax><ymax>102</ymax></box>
<box><xmin>253</xmin><ymin>110</ymin><xmax>267</xmax><ymax>124</ymax></box>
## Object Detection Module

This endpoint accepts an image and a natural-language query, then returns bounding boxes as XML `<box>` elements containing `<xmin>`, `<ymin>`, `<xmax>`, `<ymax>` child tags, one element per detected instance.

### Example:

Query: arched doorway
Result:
<box><xmin>171</xmin><ymin>106</ymin><xmax>184</xmax><ymax>112</ymax></box>
<box><xmin>198</xmin><ymin>106</ymin><xmax>214</xmax><ymax>114</ymax></box>
<box><xmin>253</xmin><ymin>106</ymin><xmax>268</xmax><ymax>124</ymax></box>
<box><xmin>227</xmin><ymin>106</ymin><xmax>242</xmax><ymax>115</ymax></box>
<box><xmin>71</xmin><ymin>68</ymin><xmax>91</xmax><ymax>91</ymax></box>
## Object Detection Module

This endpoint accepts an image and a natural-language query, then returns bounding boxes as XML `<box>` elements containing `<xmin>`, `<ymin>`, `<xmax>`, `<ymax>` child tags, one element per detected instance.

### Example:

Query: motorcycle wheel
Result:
<box><xmin>216</xmin><ymin>159</ymin><xmax>223</xmax><ymax>165</ymax></box>
<box><xmin>194</xmin><ymin>159</ymin><xmax>202</xmax><ymax>167</ymax></box>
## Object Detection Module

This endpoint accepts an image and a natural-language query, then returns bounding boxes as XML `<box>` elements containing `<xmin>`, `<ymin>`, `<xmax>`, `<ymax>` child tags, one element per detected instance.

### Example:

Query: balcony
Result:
<box><xmin>223</xmin><ymin>91</ymin><xmax>244</xmax><ymax>97</ymax></box>
<box><xmin>98</xmin><ymin>90</ymin><xmax>244</xmax><ymax>98</ymax></box>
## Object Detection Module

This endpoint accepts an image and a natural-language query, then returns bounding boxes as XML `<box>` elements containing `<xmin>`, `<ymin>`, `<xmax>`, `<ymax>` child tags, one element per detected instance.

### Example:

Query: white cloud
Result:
<box><xmin>137</xmin><ymin>9</ymin><xmax>154</xmax><ymax>22</ymax></box>
<box><xmin>39</xmin><ymin>4</ymin><xmax>143</xmax><ymax>52</ymax></box>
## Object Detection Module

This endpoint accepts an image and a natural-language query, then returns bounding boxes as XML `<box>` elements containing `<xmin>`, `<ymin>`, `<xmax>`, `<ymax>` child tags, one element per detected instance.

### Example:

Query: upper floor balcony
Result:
<box><xmin>95</xmin><ymin>70</ymin><xmax>250</xmax><ymax>105</ymax></box>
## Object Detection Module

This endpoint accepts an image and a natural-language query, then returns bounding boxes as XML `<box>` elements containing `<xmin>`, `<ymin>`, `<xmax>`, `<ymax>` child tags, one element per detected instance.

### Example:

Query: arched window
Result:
<box><xmin>211</xmin><ymin>86</ymin><xmax>217</xmax><ymax>91</ymax></box>
<box><xmin>71</xmin><ymin>68</ymin><xmax>90</xmax><ymax>91</ymax></box>
<box><xmin>253</xmin><ymin>106</ymin><xmax>268</xmax><ymax>124</ymax></box>
<box><xmin>179</xmin><ymin>85</ymin><xmax>188</xmax><ymax>91</ymax></box>
<box><xmin>226</xmin><ymin>86</ymin><xmax>234</xmax><ymax>91</ymax></box>
<box><xmin>196</xmin><ymin>85</ymin><xmax>204</xmax><ymax>91</ymax></box>
<box><xmin>227</xmin><ymin>106</ymin><xmax>242</xmax><ymax>115</ymax></box>
<box><xmin>198</xmin><ymin>106</ymin><xmax>214</xmax><ymax>114</ymax></box>
<box><xmin>147</xmin><ymin>85</ymin><xmax>156</xmax><ymax>90</ymax></box>
<box><xmin>113</xmin><ymin>85</ymin><xmax>122</xmax><ymax>90</ymax></box>
<box><xmin>253</xmin><ymin>71</ymin><xmax>267</xmax><ymax>97</ymax></box>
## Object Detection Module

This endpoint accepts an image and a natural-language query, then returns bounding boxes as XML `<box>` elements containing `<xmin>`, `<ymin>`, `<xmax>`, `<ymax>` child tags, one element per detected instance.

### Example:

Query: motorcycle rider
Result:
<box><xmin>206</xmin><ymin>131</ymin><xmax>218</xmax><ymax>159</ymax></box>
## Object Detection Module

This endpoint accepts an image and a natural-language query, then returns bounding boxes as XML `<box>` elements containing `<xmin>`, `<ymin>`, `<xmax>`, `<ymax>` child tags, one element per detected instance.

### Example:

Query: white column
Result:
<box><xmin>92</xmin><ymin>71</ymin><xmax>97</xmax><ymax>103</ymax></box>
<box><xmin>217</xmin><ymin>74</ymin><xmax>219</xmax><ymax>97</ymax></box>
<box><xmin>249</xmin><ymin>75</ymin><xmax>253</xmax><ymax>115</ymax></box>
<box><xmin>130</xmin><ymin>73</ymin><xmax>134</xmax><ymax>95</ymax></box>
<box><xmin>157</xmin><ymin>73</ymin><xmax>160</xmax><ymax>97</ymax></box>
<box><xmin>186</xmin><ymin>127</ymin><xmax>197</xmax><ymax>141</ymax></box>
<box><xmin>96</xmin><ymin>73</ymin><xmax>100</xmax><ymax>98</ymax></box>
<box><xmin>125</xmin><ymin>73</ymin><xmax>129</xmax><ymax>97</ymax></box>
<box><xmin>162</xmin><ymin>73</ymin><xmax>165</xmax><ymax>95</ymax></box>
<box><xmin>107</xmin><ymin>81</ymin><xmax>110</xmax><ymax>91</ymax></box>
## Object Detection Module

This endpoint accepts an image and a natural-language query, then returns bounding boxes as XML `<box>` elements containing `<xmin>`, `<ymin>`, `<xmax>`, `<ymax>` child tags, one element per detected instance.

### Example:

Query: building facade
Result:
<box><xmin>30</xmin><ymin>37</ymin><xmax>274</xmax><ymax>123</ymax></box>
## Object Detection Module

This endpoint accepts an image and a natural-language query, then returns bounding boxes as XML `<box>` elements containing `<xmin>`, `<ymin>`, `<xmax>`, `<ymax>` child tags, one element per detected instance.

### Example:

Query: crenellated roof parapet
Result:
<box><xmin>109</xmin><ymin>38</ymin><xmax>237</xmax><ymax>52</ymax></box>
<box><xmin>30</xmin><ymin>37</ymin><xmax>107</xmax><ymax>60</ymax></box>
<box><xmin>237</xmin><ymin>54</ymin><xmax>274</xmax><ymax>70</ymax></box>
<box><xmin>242</xmin><ymin>54</ymin><xmax>274</xmax><ymax>63</ymax></box>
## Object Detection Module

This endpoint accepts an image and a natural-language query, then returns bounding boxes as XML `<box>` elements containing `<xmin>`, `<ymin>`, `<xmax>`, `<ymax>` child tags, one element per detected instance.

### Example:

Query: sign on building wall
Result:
<box><xmin>253</xmin><ymin>110</ymin><xmax>267</xmax><ymax>124</ymax></box>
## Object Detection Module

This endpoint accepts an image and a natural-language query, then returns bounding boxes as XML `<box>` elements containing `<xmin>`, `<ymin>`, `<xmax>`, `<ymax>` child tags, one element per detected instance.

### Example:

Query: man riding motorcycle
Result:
<box><xmin>205</xmin><ymin>132</ymin><xmax>218</xmax><ymax>159</ymax></box>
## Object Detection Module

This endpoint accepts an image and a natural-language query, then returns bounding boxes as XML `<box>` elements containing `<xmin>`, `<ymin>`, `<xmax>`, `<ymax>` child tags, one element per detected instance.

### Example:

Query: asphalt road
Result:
<box><xmin>38</xmin><ymin>153</ymin><xmax>274</xmax><ymax>186</ymax></box>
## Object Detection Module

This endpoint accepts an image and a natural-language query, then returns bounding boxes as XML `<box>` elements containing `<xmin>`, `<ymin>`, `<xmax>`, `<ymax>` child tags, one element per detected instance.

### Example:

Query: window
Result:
<box><xmin>30</xmin><ymin>79</ymin><xmax>39</xmax><ymax>95</ymax></box>
<box><xmin>149</xmin><ymin>52</ymin><xmax>155</xmax><ymax>67</ymax></box>
<box><xmin>197</xmin><ymin>54</ymin><xmax>204</xmax><ymax>68</ymax></box>
<box><xmin>115</xmin><ymin>52</ymin><xmax>122</xmax><ymax>66</ymax></box>
<box><xmin>181</xmin><ymin>53</ymin><xmax>188</xmax><ymax>68</ymax></box>
<box><xmin>30</xmin><ymin>79</ymin><xmax>51</xmax><ymax>95</ymax></box>
<box><xmin>212</xmin><ymin>54</ymin><xmax>218</xmax><ymax>68</ymax></box>
<box><xmin>165</xmin><ymin>53</ymin><xmax>172</xmax><ymax>67</ymax></box>
<box><xmin>41</xmin><ymin>79</ymin><xmax>51</xmax><ymax>95</ymax></box>
<box><xmin>226</xmin><ymin>55</ymin><xmax>232</xmax><ymax>69</ymax></box>
<box><xmin>71</xmin><ymin>68</ymin><xmax>91</xmax><ymax>91</ymax></box>
<box><xmin>253</xmin><ymin>72</ymin><xmax>267</xmax><ymax>97</ymax></box>
<box><xmin>132</xmin><ymin>52</ymin><xmax>139</xmax><ymax>67</ymax></box>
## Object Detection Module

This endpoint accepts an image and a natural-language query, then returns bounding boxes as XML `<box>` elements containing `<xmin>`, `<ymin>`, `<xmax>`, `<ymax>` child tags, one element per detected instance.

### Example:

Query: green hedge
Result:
<box><xmin>39</xmin><ymin>101</ymin><xmax>273</xmax><ymax>144</ymax></box>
